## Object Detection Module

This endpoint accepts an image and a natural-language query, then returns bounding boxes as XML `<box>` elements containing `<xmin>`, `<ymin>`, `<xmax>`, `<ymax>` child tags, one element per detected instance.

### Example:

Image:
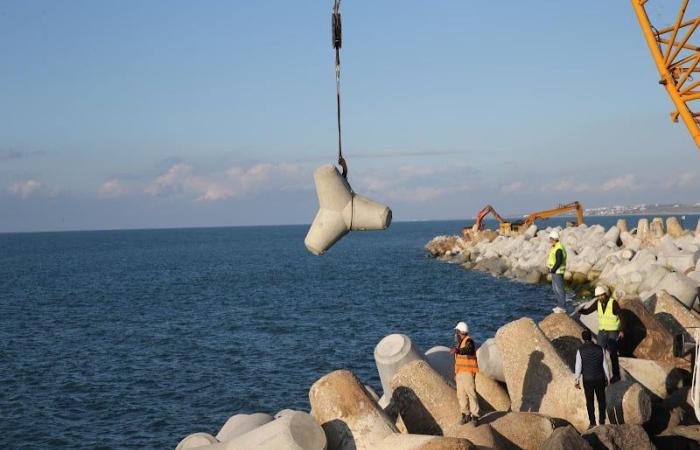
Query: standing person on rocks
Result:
<box><xmin>547</xmin><ymin>230</ymin><xmax>567</xmax><ymax>313</ymax></box>
<box><xmin>574</xmin><ymin>329</ymin><xmax>610</xmax><ymax>429</ymax></box>
<box><xmin>449</xmin><ymin>321</ymin><xmax>480</xmax><ymax>425</ymax></box>
<box><xmin>576</xmin><ymin>286</ymin><xmax>623</xmax><ymax>383</ymax></box>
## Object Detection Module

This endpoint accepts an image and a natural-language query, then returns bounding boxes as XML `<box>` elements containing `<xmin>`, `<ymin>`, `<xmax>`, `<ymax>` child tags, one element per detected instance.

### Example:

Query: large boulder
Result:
<box><xmin>309</xmin><ymin>370</ymin><xmax>396</xmax><ymax>450</ymax></box>
<box><xmin>495</xmin><ymin>318</ymin><xmax>590</xmax><ymax>431</ymax></box>
<box><xmin>581</xmin><ymin>424</ymin><xmax>655</xmax><ymax>450</ymax></box>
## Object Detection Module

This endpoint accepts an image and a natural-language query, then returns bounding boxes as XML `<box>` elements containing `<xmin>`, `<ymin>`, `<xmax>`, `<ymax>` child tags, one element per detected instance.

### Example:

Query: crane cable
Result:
<box><xmin>332</xmin><ymin>0</ymin><xmax>348</xmax><ymax>178</ymax></box>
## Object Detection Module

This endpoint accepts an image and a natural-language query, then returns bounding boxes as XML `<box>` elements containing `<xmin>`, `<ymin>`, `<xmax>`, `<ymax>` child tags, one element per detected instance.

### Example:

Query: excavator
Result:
<box><xmin>463</xmin><ymin>201</ymin><xmax>584</xmax><ymax>239</ymax></box>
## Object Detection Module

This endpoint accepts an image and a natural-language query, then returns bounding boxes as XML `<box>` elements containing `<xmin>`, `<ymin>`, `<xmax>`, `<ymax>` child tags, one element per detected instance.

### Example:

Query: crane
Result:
<box><xmin>632</xmin><ymin>0</ymin><xmax>700</xmax><ymax>150</ymax></box>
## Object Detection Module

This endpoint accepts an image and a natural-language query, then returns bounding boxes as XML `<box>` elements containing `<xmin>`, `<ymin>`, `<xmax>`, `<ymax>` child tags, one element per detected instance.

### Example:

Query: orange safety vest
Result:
<box><xmin>454</xmin><ymin>336</ymin><xmax>479</xmax><ymax>374</ymax></box>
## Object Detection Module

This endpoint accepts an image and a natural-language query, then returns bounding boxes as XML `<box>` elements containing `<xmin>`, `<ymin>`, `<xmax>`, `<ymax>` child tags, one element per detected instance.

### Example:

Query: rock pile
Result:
<box><xmin>425</xmin><ymin>217</ymin><xmax>700</xmax><ymax>311</ymax></box>
<box><xmin>175</xmin><ymin>309</ymin><xmax>698</xmax><ymax>449</ymax></box>
<box><xmin>172</xmin><ymin>217</ymin><xmax>700</xmax><ymax>449</ymax></box>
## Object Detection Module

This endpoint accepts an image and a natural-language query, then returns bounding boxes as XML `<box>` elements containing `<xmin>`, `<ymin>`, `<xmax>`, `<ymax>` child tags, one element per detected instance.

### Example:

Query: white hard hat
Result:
<box><xmin>455</xmin><ymin>322</ymin><xmax>468</xmax><ymax>333</ymax></box>
<box><xmin>549</xmin><ymin>231</ymin><xmax>560</xmax><ymax>240</ymax></box>
<box><xmin>594</xmin><ymin>286</ymin><xmax>609</xmax><ymax>297</ymax></box>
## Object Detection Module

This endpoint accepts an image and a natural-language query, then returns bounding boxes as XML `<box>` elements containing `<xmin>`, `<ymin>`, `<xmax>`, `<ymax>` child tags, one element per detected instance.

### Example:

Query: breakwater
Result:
<box><xmin>175</xmin><ymin>219</ymin><xmax>700</xmax><ymax>449</ymax></box>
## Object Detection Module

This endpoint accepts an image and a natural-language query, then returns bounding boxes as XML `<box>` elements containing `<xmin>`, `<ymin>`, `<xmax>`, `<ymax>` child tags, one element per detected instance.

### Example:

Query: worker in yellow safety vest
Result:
<box><xmin>576</xmin><ymin>285</ymin><xmax>624</xmax><ymax>383</ymax></box>
<box><xmin>547</xmin><ymin>230</ymin><xmax>567</xmax><ymax>313</ymax></box>
<box><xmin>450</xmin><ymin>321</ymin><xmax>480</xmax><ymax>425</ymax></box>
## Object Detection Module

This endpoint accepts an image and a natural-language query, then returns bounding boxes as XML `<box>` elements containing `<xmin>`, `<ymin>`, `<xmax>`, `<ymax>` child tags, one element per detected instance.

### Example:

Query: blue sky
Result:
<box><xmin>1</xmin><ymin>1</ymin><xmax>699</xmax><ymax>232</ymax></box>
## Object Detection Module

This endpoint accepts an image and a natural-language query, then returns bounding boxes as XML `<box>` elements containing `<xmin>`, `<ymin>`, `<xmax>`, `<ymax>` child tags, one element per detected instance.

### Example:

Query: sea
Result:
<box><xmin>1</xmin><ymin>215</ymin><xmax>698</xmax><ymax>449</ymax></box>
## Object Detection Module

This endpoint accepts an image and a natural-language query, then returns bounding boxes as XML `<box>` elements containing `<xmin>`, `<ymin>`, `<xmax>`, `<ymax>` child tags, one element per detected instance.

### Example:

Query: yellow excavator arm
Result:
<box><xmin>632</xmin><ymin>0</ymin><xmax>700</xmax><ymax>150</ymax></box>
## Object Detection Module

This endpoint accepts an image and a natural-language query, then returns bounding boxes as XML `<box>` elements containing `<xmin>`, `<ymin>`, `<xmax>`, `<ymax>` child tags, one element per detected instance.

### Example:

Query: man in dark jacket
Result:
<box><xmin>574</xmin><ymin>329</ymin><xmax>610</xmax><ymax>429</ymax></box>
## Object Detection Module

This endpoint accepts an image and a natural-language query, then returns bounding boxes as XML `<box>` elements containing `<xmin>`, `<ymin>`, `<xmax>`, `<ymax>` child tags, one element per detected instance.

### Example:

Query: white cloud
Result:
<box><xmin>601</xmin><ymin>174</ymin><xmax>638</xmax><ymax>192</ymax></box>
<box><xmin>144</xmin><ymin>162</ymin><xmax>306</xmax><ymax>202</ymax></box>
<box><xmin>98</xmin><ymin>179</ymin><xmax>134</xmax><ymax>198</ymax></box>
<box><xmin>7</xmin><ymin>179</ymin><xmax>41</xmax><ymax>198</ymax></box>
<box><xmin>501</xmin><ymin>181</ymin><xmax>525</xmax><ymax>193</ymax></box>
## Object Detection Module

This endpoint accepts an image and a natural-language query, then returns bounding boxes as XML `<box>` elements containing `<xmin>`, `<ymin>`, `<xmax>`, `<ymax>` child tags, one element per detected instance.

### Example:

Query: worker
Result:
<box><xmin>450</xmin><ymin>321</ymin><xmax>480</xmax><ymax>425</ymax></box>
<box><xmin>574</xmin><ymin>329</ymin><xmax>610</xmax><ymax>429</ymax></box>
<box><xmin>547</xmin><ymin>230</ymin><xmax>567</xmax><ymax>313</ymax></box>
<box><xmin>576</xmin><ymin>286</ymin><xmax>623</xmax><ymax>383</ymax></box>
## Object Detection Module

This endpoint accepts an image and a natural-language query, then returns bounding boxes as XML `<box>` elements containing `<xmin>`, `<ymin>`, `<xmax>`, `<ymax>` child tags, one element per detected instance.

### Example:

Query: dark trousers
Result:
<box><xmin>597</xmin><ymin>330</ymin><xmax>620</xmax><ymax>378</ymax></box>
<box><xmin>583</xmin><ymin>379</ymin><xmax>606</xmax><ymax>425</ymax></box>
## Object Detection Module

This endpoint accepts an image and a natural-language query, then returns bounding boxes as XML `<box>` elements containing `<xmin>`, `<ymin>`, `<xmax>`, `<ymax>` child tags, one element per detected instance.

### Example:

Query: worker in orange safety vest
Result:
<box><xmin>450</xmin><ymin>321</ymin><xmax>480</xmax><ymax>425</ymax></box>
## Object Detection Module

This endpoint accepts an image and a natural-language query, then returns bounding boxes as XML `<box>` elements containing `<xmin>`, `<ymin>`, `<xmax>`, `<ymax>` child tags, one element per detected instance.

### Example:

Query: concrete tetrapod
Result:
<box><xmin>478</xmin><ymin>411</ymin><xmax>564</xmax><ymax>450</ymax></box>
<box><xmin>653</xmin><ymin>272</ymin><xmax>700</xmax><ymax>309</ymax></box>
<box><xmin>374</xmin><ymin>333</ymin><xmax>424</xmax><ymax>398</ymax></box>
<box><xmin>495</xmin><ymin>317</ymin><xmax>591</xmax><ymax>431</ymax></box>
<box><xmin>389</xmin><ymin>360</ymin><xmax>461</xmax><ymax>435</ymax></box>
<box><xmin>581</xmin><ymin>424</ymin><xmax>655</xmax><ymax>450</ymax></box>
<box><xmin>617</xmin><ymin>297</ymin><xmax>686</xmax><ymax>366</ymax></box>
<box><xmin>538</xmin><ymin>313</ymin><xmax>586</xmax><ymax>371</ymax></box>
<box><xmin>476</xmin><ymin>338</ymin><xmax>505</xmax><ymax>382</ymax></box>
<box><xmin>373</xmin><ymin>434</ymin><xmax>476</xmax><ymax>450</ymax></box>
<box><xmin>540</xmin><ymin>425</ymin><xmax>593</xmax><ymax>450</ymax></box>
<box><xmin>424</xmin><ymin>345</ymin><xmax>455</xmax><ymax>385</ymax></box>
<box><xmin>175</xmin><ymin>433</ymin><xmax>218</xmax><ymax>450</ymax></box>
<box><xmin>619</xmin><ymin>357</ymin><xmax>690</xmax><ymax>400</ymax></box>
<box><xmin>188</xmin><ymin>412</ymin><xmax>326</xmax><ymax>450</ymax></box>
<box><xmin>304</xmin><ymin>164</ymin><xmax>391</xmax><ymax>255</ymax></box>
<box><xmin>215</xmin><ymin>413</ymin><xmax>274</xmax><ymax>442</ymax></box>
<box><xmin>643</xmin><ymin>290</ymin><xmax>700</xmax><ymax>342</ymax></box>
<box><xmin>309</xmin><ymin>369</ymin><xmax>397</xmax><ymax>450</ymax></box>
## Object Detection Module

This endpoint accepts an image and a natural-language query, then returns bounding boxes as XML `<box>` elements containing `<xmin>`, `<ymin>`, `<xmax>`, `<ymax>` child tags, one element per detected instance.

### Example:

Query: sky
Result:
<box><xmin>1</xmin><ymin>1</ymin><xmax>699</xmax><ymax>232</ymax></box>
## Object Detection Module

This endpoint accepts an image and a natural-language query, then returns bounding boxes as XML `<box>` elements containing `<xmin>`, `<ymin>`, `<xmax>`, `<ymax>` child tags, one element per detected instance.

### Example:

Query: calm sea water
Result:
<box><xmin>2</xmin><ymin>215</ymin><xmax>698</xmax><ymax>449</ymax></box>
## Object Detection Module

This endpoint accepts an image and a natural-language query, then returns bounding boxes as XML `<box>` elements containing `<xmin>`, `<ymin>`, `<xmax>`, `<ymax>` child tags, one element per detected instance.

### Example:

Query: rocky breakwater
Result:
<box><xmin>425</xmin><ymin>217</ymin><xmax>700</xmax><ymax>311</ymax></box>
<box><xmin>175</xmin><ymin>311</ymin><xmax>699</xmax><ymax>449</ymax></box>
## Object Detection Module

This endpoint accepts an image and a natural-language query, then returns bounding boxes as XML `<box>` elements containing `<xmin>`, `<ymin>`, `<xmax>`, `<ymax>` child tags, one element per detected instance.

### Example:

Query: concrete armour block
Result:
<box><xmin>425</xmin><ymin>345</ymin><xmax>455</xmax><ymax>384</ymax></box>
<box><xmin>373</xmin><ymin>434</ymin><xmax>476</xmax><ymax>450</ymax></box>
<box><xmin>617</xmin><ymin>298</ymin><xmax>680</xmax><ymax>364</ymax></box>
<box><xmin>390</xmin><ymin>360</ymin><xmax>461</xmax><ymax>435</ymax></box>
<box><xmin>374</xmin><ymin>333</ymin><xmax>424</xmax><ymax>398</ymax></box>
<box><xmin>581</xmin><ymin>424</ymin><xmax>655</xmax><ymax>450</ymax></box>
<box><xmin>619</xmin><ymin>357</ymin><xmax>690</xmax><ymax>400</ymax></box>
<box><xmin>643</xmin><ymin>290</ymin><xmax>700</xmax><ymax>342</ymax></box>
<box><xmin>495</xmin><ymin>318</ymin><xmax>590</xmax><ymax>431</ymax></box>
<box><xmin>665</xmin><ymin>251</ymin><xmax>700</xmax><ymax>273</ymax></box>
<box><xmin>617</xmin><ymin>219</ymin><xmax>628</xmax><ymax>233</ymax></box>
<box><xmin>539</xmin><ymin>313</ymin><xmax>586</xmax><ymax>371</ymax></box>
<box><xmin>196</xmin><ymin>412</ymin><xmax>326</xmax><ymax>450</ymax></box>
<box><xmin>653</xmin><ymin>272</ymin><xmax>700</xmax><ymax>309</ymax></box>
<box><xmin>175</xmin><ymin>433</ymin><xmax>218</xmax><ymax>450</ymax></box>
<box><xmin>309</xmin><ymin>370</ymin><xmax>396</xmax><ymax>450</ymax></box>
<box><xmin>666</xmin><ymin>216</ymin><xmax>685</xmax><ymax>238</ymax></box>
<box><xmin>216</xmin><ymin>413</ymin><xmax>274</xmax><ymax>442</ymax></box>
<box><xmin>476</xmin><ymin>338</ymin><xmax>505</xmax><ymax>382</ymax></box>
<box><xmin>540</xmin><ymin>425</ymin><xmax>593</xmax><ymax>450</ymax></box>
<box><xmin>479</xmin><ymin>411</ymin><xmax>562</xmax><ymax>450</ymax></box>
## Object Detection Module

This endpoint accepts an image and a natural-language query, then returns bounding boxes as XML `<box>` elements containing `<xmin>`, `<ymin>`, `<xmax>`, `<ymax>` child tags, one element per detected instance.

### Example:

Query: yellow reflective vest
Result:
<box><xmin>455</xmin><ymin>336</ymin><xmax>479</xmax><ymax>374</ymax></box>
<box><xmin>597</xmin><ymin>297</ymin><xmax>621</xmax><ymax>331</ymax></box>
<box><xmin>547</xmin><ymin>242</ymin><xmax>567</xmax><ymax>275</ymax></box>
